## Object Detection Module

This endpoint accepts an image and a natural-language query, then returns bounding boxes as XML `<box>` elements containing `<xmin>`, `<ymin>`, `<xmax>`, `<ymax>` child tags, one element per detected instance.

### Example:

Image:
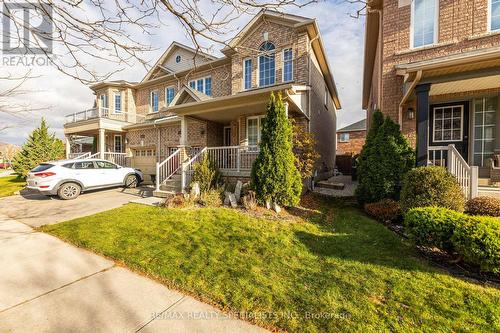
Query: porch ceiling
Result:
<box><xmin>430</xmin><ymin>74</ymin><xmax>500</xmax><ymax>96</ymax></box>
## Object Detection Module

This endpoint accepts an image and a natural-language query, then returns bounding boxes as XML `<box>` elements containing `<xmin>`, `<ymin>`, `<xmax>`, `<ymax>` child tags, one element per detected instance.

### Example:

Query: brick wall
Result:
<box><xmin>369</xmin><ymin>0</ymin><xmax>500</xmax><ymax>146</ymax></box>
<box><xmin>336</xmin><ymin>130</ymin><xmax>366</xmax><ymax>155</ymax></box>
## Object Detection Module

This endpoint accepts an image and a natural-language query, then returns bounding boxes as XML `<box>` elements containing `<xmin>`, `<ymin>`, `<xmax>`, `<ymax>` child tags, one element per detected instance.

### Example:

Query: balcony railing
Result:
<box><xmin>65</xmin><ymin>107</ymin><xmax>145</xmax><ymax>124</ymax></box>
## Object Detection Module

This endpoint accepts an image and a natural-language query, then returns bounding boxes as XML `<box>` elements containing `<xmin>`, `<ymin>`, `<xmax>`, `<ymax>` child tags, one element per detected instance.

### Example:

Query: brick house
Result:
<box><xmin>64</xmin><ymin>10</ymin><xmax>341</xmax><ymax>194</ymax></box>
<box><xmin>363</xmin><ymin>0</ymin><xmax>500</xmax><ymax>198</ymax></box>
<box><xmin>336</xmin><ymin>119</ymin><xmax>366</xmax><ymax>155</ymax></box>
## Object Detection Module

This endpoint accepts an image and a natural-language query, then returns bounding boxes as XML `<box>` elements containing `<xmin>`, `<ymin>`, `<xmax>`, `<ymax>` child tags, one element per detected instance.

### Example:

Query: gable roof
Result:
<box><xmin>169</xmin><ymin>84</ymin><xmax>212</xmax><ymax>107</ymax></box>
<box><xmin>338</xmin><ymin>119</ymin><xmax>366</xmax><ymax>133</ymax></box>
<box><xmin>142</xmin><ymin>42</ymin><xmax>218</xmax><ymax>83</ymax></box>
<box><xmin>222</xmin><ymin>9</ymin><xmax>341</xmax><ymax>109</ymax></box>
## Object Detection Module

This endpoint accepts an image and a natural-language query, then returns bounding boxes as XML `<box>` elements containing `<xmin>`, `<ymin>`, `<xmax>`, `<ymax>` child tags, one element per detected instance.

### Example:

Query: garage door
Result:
<box><xmin>132</xmin><ymin>149</ymin><xmax>156</xmax><ymax>180</ymax></box>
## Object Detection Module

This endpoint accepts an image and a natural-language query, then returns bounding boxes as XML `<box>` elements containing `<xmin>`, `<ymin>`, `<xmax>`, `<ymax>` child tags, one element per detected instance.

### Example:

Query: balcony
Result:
<box><xmin>65</xmin><ymin>107</ymin><xmax>144</xmax><ymax>124</ymax></box>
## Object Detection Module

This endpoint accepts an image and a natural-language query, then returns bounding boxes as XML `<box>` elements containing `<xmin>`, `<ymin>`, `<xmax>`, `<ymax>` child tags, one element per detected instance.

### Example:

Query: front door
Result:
<box><xmin>429</xmin><ymin>102</ymin><xmax>469</xmax><ymax>161</ymax></box>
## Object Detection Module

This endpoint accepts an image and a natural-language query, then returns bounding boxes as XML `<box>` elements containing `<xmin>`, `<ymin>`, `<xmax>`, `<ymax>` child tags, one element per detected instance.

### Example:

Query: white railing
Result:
<box><xmin>155</xmin><ymin>148</ymin><xmax>182</xmax><ymax>191</ymax></box>
<box><xmin>86</xmin><ymin>152</ymin><xmax>100</xmax><ymax>159</ymax></box>
<box><xmin>428</xmin><ymin>145</ymin><xmax>478</xmax><ymax>199</ymax></box>
<box><xmin>104</xmin><ymin>152</ymin><xmax>127</xmax><ymax>167</ymax></box>
<box><xmin>67</xmin><ymin>152</ymin><xmax>91</xmax><ymax>160</ymax></box>
<box><xmin>180</xmin><ymin>146</ymin><xmax>259</xmax><ymax>191</ymax></box>
<box><xmin>65</xmin><ymin>107</ymin><xmax>146</xmax><ymax>124</ymax></box>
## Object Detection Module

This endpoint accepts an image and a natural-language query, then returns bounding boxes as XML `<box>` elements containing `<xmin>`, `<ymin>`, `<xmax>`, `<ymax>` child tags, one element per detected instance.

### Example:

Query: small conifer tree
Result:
<box><xmin>12</xmin><ymin>119</ymin><xmax>65</xmax><ymax>177</ymax></box>
<box><xmin>251</xmin><ymin>92</ymin><xmax>302</xmax><ymax>206</ymax></box>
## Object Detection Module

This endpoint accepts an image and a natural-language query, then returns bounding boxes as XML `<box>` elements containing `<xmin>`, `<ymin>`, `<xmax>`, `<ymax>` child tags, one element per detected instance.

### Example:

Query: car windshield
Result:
<box><xmin>31</xmin><ymin>164</ymin><xmax>54</xmax><ymax>172</ymax></box>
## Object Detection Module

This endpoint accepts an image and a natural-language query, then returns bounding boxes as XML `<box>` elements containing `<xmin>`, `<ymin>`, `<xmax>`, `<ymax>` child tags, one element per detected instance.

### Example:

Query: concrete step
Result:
<box><xmin>153</xmin><ymin>190</ymin><xmax>175</xmax><ymax>198</ymax></box>
<box><xmin>316</xmin><ymin>181</ymin><xmax>345</xmax><ymax>190</ymax></box>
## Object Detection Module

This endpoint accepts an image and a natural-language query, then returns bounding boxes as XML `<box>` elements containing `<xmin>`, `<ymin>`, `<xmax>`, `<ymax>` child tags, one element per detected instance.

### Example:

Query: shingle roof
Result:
<box><xmin>337</xmin><ymin>119</ymin><xmax>366</xmax><ymax>133</ymax></box>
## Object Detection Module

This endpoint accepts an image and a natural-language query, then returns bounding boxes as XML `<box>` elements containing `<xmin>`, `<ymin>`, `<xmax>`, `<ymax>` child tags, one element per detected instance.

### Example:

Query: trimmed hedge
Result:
<box><xmin>404</xmin><ymin>207</ymin><xmax>500</xmax><ymax>273</ymax></box>
<box><xmin>452</xmin><ymin>216</ymin><xmax>500</xmax><ymax>273</ymax></box>
<box><xmin>465</xmin><ymin>196</ymin><xmax>500</xmax><ymax>217</ymax></box>
<box><xmin>404</xmin><ymin>207</ymin><xmax>462</xmax><ymax>251</ymax></box>
<box><xmin>400</xmin><ymin>166</ymin><xmax>465</xmax><ymax>212</ymax></box>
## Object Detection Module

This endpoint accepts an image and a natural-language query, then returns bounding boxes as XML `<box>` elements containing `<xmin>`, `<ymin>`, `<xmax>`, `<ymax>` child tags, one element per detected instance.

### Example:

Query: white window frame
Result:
<box><xmin>257</xmin><ymin>44</ymin><xmax>276</xmax><ymax>87</ymax></box>
<box><xmin>410</xmin><ymin>0</ymin><xmax>439</xmax><ymax>49</ymax></box>
<box><xmin>489</xmin><ymin>0</ymin><xmax>500</xmax><ymax>32</ymax></box>
<box><xmin>99</xmin><ymin>94</ymin><xmax>108</xmax><ymax>109</ymax></box>
<box><xmin>150</xmin><ymin>90</ymin><xmax>159</xmax><ymax>113</ymax></box>
<box><xmin>339</xmin><ymin>133</ymin><xmax>350</xmax><ymax>142</ymax></box>
<box><xmin>113</xmin><ymin>91</ymin><xmax>122</xmax><ymax>114</ymax></box>
<box><xmin>114</xmin><ymin>135</ymin><xmax>122</xmax><ymax>153</ymax></box>
<box><xmin>432</xmin><ymin>105</ymin><xmax>464</xmax><ymax>143</ymax></box>
<box><xmin>165</xmin><ymin>86</ymin><xmax>175</xmax><ymax>106</ymax></box>
<box><xmin>246</xmin><ymin>115</ymin><xmax>265</xmax><ymax>147</ymax></box>
<box><xmin>188</xmin><ymin>76</ymin><xmax>212</xmax><ymax>95</ymax></box>
<box><xmin>282</xmin><ymin>48</ymin><xmax>293</xmax><ymax>83</ymax></box>
<box><xmin>242</xmin><ymin>58</ymin><xmax>252</xmax><ymax>90</ymax></box>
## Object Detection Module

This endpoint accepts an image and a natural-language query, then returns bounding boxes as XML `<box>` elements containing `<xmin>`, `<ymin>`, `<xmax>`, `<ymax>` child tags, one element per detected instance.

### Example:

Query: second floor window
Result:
<box><xmin>188</xmin><ymin>77</ymin><xmax>212</xmax><ymax>96</ymax></box>
<box><xmin>150</xmin><ymin>91</ymin><xmax>158</xmax><ymax>112</ymax></box>
<box><xmin>283</xmin><ymin>49</ymin><xmax>293</xmax><ymax>82</ymax></box>
<box><xmin>243</xmin><ymin>58</ymin><xmax>252</xmax><ymax>90</ymax></box>
<box><xmin>114</xmin><ymin>92</ymin><xmax>121</xmax><ymax>113</ymax></box>
<box><xmin>339</xmin><ymin>133</ymin><xmax>349</xmax><ymax>142</ymax></box>
<box><xmin>166</xmin><ymin>87</ymin><xmax>175</xmax><ymax>105</ymax></box>
<box><xmin>99</xmin><ymin>94</ymin><xmax>108</xmax><ymax>109</ymax></box>
<box><xmin>411</xmin><ymin>0</ymin><xmax>438</xmax><ymax>48</ymax></box>
<box><xmin>491</xmin><ymin>0</ymin><xmax>500</xmax><ymax>31</ymax></box>
<box><xmin>258</xmin><ymin>42</ymin><xmax>276</xmax><ymax>86</ymax></box>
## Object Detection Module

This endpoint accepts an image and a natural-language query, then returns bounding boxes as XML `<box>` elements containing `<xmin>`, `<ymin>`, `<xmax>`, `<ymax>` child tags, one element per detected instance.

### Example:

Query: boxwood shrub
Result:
<box><xmin>404</xmin><ymin>206</ymin><xmax>500</xmax><ymax>273</ymax></box>
<box><xmin>400</xmin><ymin>166</ymin><xmax>465</xmax><ymax>212</ymax></box>
<box><xmin>404</xmin><ymin>207</ymin><xmax>463</xmax><ymax>251</ymax></box>
<box><xmin>452</xmin><ymin>215</ymin><xmax>500</xmax><ymax>273</ymax></box>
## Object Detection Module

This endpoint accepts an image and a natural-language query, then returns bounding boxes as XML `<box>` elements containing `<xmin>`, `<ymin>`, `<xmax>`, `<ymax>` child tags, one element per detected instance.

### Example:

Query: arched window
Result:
<box><xmin>258</xmin><ymin>42</ymin><xmax>276</xmax><ymax>86</ymax></box>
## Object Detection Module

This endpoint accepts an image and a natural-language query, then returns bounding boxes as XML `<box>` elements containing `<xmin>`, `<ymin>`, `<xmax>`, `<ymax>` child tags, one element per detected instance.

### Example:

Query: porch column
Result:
<box><xmin>179</xmin><ymin>116</ymin><xmax>188</xmax><ymax>147</ymax></box>
<box><xmin>284</xmin><ymin>101</ymin><xmax>289</xmax><ymax>117</ymax></box>
<box><xmin>98</xmin><ymin>128</ymin><xmax>105</xmax><ymax>159</ymax></box>
<box><xmin>415</xmin><ymin>83</ymin><xmax>431</xmax><ymax>167</ymax></box>
<box><xmin>65</xmin><ymin>136</ymin><xmax>71</xmax><ymax>158</ymax></box>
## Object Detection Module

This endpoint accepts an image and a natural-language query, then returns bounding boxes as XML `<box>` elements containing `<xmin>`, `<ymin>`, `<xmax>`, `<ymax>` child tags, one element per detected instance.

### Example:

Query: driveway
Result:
<box><xmin>0</xmin><ymin>187</ymin><xmax>153</xmax><ymax>227</ymax></box>
<box><xmin>0</xmin><ymin>193</ymin><xmax>268</xmax><ymax>332</ymax></box>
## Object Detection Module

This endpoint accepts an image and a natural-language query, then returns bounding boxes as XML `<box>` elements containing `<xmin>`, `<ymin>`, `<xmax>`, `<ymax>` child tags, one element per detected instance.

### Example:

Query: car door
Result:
<box><xmin>73</xmin><ymin>161</ymin><xmax>102</xmax><ymax>188</ymax></box>
<box><xmin>95</xmin><ymin>160</ymin><xmax>123</xmax><ymax>185</ymax></box>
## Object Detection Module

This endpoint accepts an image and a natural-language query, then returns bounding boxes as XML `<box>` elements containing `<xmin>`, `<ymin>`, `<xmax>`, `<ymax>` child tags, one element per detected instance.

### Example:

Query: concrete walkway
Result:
<box><xmin>0</xmin><ymin>215</ymin><xmax>268</xmax><ymax>332</ymax></box>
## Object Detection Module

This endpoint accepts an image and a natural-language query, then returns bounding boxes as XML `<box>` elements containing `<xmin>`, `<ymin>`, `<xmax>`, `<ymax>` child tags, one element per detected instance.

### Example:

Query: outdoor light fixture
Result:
<box><xmin>407</xmin><ymin>107</ymin><xmax>415</xmax><ymax>120</ymax></box>
<box><xmin>200</xmin><ymin>127</ymin><xmax>205</xmax><ymax>135</ymax></box>
<box><xmin>178</xmin><ymin>130</ymin><xmax>181</xmax><ymax>135</ymax></box>
<box><xmin>140</xmin><ymin>134</ymin><xmax>145</xmax><ymax>147</ymax></box>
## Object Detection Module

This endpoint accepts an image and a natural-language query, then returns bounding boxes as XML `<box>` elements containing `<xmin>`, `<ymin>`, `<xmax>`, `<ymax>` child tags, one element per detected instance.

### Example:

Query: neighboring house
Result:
<box><xmin>64</xmin><ymin>10</ymin><xmax>341</xmax><ymax>195</ymax></box>
<box><xmin>336</xmin><ymin>119</ymin><xmax>366</xmax><ymax>155</ymax></box>
<box><xmin>0</xmin><ymin>142</ymin><xmax>20</xmax><ymax>168</ymax></box>
<box><xmin>363</xmin><ymin>0</ymin><xmax>500</xmax><ymax>198</ymax></box>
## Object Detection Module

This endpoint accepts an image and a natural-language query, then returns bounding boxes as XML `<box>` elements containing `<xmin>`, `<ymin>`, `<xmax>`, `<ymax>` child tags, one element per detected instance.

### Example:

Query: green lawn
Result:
<box><xmin>40</xmin><ymin>195</ymin><xmax>500</xmax><ymax>332</ymax></box>
<box><xmin>0</xmin><ymin>175</ymin><xmax>25</xmax><ymax>198</ymax></box>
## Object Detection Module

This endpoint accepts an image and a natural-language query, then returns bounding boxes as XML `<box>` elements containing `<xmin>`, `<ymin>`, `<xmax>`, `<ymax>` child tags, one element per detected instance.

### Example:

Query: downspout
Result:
<box><xmin>399</xmin><ymin>70</ymin><xmax>423</xmax><ymax>126</ymax></box>
<box><xmin>307</xmin><ymin>34</ymin><xmax>320</xmax><ymax>131</ymax></box>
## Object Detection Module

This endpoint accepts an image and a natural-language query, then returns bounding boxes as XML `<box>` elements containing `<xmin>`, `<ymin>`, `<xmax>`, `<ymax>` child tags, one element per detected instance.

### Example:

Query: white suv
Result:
<box><xmin>27</xmin><ymin>159</ymin><xmax>144</xmax><ymax>200</ymax></box>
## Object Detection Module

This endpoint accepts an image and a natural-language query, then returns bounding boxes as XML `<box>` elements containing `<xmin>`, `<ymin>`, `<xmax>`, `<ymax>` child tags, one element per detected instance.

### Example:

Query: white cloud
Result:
<box><xmin>0</xmin><ymin>1</ymin><xmax>366</xmax><ymax>145</ymax></box>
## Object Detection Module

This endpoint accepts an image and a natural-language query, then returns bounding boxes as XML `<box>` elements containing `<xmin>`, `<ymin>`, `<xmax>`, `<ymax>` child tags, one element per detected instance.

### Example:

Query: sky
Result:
<box><xmin>0</xmin><ymin>0</ymin><xmax>366</xmax><ymax>146</ymax></box>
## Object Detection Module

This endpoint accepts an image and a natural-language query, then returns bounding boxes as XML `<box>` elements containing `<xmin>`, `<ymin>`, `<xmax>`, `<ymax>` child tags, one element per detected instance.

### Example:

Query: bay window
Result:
<box><xmin>114</xmin><ymin>92</ymin><xmax>121</xmax><ymax>113</ymax></box>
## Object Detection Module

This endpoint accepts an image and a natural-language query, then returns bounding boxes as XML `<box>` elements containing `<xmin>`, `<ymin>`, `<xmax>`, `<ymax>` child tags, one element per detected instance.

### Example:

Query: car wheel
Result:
<box><xmin>58</xmin><ymin>182</ymin><xmax>81</xmax><ymax>200</ymax></box>
<box><xmin>125</xmin><ymin>174</ymin><xmax>138</xmax><ymax>188</ymax></box>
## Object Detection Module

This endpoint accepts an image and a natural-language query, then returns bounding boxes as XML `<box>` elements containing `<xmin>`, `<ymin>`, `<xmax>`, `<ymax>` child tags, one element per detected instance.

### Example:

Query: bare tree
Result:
<box><xmin>0</xmin><ymin>1</ymin><xmax>324</xmax><ymax>84</ymax></box>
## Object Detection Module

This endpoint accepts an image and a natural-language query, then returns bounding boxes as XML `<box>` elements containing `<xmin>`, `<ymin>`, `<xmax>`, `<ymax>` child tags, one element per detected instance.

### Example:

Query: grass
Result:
<box><xmin>40</xmin><ymin>195</ymin><xmax>500</xmax><ymax>332</ymax></box>
<box><xmin>0</xmin><ymin>175</ymin><xmax>25</xmax><ymax>198</ymax></box>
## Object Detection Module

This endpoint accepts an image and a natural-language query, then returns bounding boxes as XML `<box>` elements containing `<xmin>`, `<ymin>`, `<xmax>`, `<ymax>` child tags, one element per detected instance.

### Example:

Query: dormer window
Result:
<box><xmin>490</xmin><ymin>0</ymin><xmax>500</xmax><ymax>31</ymax></box>
<box><xmin>258</xmin><ymin>42</ymin><xmax>276</xmax><ymax>87</ymax></box>
<box><xmin>175</xmin><ymin>55</ymin><xmax>181</xmax><ymax>63</ymax></box>
<box><xmin>411</xmin><ymin>0</ymin><xmax>438</xmax><ymax>48</ymax></box>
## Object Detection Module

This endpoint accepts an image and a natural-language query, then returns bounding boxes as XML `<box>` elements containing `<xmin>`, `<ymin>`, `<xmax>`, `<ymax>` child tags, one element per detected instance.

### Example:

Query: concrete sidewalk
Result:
<box><xmin>0</xmin><ymin>215</ymin><xmax>268</xmax><ymax>333</ymax></box>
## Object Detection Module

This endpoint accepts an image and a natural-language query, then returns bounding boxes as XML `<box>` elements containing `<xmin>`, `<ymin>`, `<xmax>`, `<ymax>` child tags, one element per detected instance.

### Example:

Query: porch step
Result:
<box><xmin>479</xmin><ymin>178</ymin><xmax>491</xmax><ymax>186</ymax></box>
<box><xmin>478</xmin><ymin>186</ymin><xmax>500</xmax><ymax>199</ymax></box>
<box><xmin>316</xmin><ymin>181</ymin><xmax>345</xmax><ymax>190</ymax></box>
<box><xmin>153</xmin><ymin>190</ymin><xmax>175</xmax><ymax>198</ymax></box>
<box><xmin>159</xmin><ymin>178</ymin><xmax>182</xmax><ymax>193</ymax></box>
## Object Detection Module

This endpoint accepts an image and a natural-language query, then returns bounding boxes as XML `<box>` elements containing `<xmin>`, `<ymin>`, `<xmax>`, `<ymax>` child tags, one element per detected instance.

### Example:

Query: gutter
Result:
<box><xmin>398</xmin><ymin>70</ymin><xmax>422</xmax><ymax>125</ymax></box>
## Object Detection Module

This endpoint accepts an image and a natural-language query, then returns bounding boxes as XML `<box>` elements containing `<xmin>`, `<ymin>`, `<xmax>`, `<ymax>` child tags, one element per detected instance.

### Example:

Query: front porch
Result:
<box><xmin>396</xmin><ymin>47</ymin><xmax>500</xmax><ymax>198</ymax></box>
